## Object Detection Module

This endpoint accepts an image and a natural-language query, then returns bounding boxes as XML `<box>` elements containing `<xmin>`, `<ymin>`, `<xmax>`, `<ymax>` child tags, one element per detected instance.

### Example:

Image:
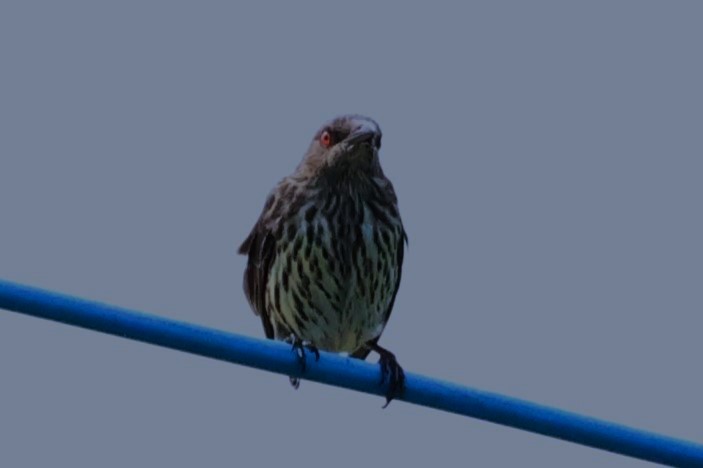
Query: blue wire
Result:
<box><xmin>1</xmin><ymin>278</ymin><xmax>701</xmax><ymax>467</ymax></box>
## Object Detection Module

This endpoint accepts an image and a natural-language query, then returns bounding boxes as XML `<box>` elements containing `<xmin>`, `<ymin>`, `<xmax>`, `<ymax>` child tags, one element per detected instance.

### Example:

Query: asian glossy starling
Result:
<box><xmin>239</xmin><ymin>114</ymin><xmax>407</xmax><ymax>404</ymax></box>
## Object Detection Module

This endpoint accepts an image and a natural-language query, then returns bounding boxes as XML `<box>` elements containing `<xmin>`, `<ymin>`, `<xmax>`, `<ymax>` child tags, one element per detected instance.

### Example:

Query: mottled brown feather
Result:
<box><xmin>239</xmin><ymin>223</ymin><xmax>276</xmax><ymax>339</ymax></box>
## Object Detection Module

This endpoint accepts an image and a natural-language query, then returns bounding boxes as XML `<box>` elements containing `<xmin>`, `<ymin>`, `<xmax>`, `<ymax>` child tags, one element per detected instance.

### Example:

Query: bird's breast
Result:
<box><xmin>266</xmin><ymin>190</ymin><xmax>403</xmax><ymax>353</ymax></box>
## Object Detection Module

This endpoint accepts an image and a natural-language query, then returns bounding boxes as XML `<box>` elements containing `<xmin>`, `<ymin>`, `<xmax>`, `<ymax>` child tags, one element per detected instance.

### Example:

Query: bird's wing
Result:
<box><xmin>238</xmin><ymin>196</ymin><xmax>278</xmax><ymax>339</ymax></box>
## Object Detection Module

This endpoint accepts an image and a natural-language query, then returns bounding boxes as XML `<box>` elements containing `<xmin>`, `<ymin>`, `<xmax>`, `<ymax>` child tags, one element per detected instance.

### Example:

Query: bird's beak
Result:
<box><xmin>346</xmin><ymin>122</ymin><xmax>378</xmax><ymax>146</ymax></box>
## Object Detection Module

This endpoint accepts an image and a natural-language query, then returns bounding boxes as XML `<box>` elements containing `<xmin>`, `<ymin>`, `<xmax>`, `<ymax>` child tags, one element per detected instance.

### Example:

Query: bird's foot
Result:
<box><xmin>285</xmin><ymin>335</ymin><xmax>320</xmax><ymax>389</ymax></box>
<box><xmin>369</xmin><ymin>343</ymin><xmax>405</xmax><ymax>408</ymax></box>
<box><xmin>289</xmin><ymin>376</ymin><xmax>300</xmax><ymax>389</ymax></box>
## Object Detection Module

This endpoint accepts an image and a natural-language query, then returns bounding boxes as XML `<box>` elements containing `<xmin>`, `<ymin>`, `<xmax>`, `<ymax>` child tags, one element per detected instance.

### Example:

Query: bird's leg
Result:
<box><xmin>285</xmin><ymin>334</ymin><xmax>320</xmax><ymax>389</ymax></box>
<box><xmin>367</xmin><ymin>342</ymin><xmax>405</xmax><ymax>408</ymax></box>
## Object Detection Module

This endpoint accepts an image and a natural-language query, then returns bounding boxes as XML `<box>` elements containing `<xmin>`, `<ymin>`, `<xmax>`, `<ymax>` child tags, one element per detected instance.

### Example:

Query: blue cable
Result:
<box><xmin>1</xmin><ymin>278</ymin><xmax>701</xmax><ymax>467</ymax></box>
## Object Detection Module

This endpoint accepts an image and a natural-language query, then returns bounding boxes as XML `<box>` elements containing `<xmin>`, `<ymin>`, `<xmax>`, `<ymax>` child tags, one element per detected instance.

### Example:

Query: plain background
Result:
<box><xmin>1</xmin><ymin>2</ymin><xmax>701</xmax><ymax>466</ymax></box>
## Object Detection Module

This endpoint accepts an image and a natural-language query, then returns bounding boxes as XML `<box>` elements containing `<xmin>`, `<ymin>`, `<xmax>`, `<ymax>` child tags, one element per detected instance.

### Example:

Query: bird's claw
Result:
<box><xmin>376</xmin><ymin>349</ymin><xmax>405</xmax><ymax>408</ymax></box>
<box><xmin>286</xmin><ymin>335</ymin><xmax>319</xmax><ymax>377</ymax></box>
<box><xmin>289</xmin><ymin>376</ymin><xmax>300</xmax><ymax>389</ymax></box>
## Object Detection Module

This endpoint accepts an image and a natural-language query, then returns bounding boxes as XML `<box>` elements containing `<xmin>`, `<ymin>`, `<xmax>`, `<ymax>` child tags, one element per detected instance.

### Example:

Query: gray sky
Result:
<box><xmin>1</xmin><ymin>2</ymin><xmax>702</xmax><ymax>467</ymax></box>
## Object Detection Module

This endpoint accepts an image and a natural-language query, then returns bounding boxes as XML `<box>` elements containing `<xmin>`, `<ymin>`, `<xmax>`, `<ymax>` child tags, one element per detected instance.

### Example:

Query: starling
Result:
<box><xmin>238</xmin><ymin>114</ymin><xmax>407</xmax><ymax>405</ymax></box>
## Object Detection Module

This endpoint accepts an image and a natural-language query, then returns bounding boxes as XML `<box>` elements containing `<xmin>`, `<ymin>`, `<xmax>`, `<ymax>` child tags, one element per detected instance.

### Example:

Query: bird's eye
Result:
<box><xmin>320</xmin><ymin>130</ymin><xmax>333</xmax><ymax>148</ymax></box>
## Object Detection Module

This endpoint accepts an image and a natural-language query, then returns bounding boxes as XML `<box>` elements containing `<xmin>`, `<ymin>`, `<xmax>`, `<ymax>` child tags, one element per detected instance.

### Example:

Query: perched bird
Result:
<box><xmin>238</xmin><ymin>114</ymin><xmax>407</xmax><ymax>405</ymax></box>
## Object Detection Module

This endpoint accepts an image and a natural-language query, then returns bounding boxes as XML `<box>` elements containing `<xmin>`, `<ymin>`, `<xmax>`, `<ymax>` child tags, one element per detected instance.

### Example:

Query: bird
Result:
<box><xmin>238</xmin><ymin>114</ymin><xmax>407</xmax><ymax>405</ymax></box>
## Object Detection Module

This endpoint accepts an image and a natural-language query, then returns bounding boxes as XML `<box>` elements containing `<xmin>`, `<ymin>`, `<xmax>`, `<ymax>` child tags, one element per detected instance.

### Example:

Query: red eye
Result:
<box><xmin>320</xmin><ymin>130</ymin><xmax>332</xmax><ymax>148</ymax></box>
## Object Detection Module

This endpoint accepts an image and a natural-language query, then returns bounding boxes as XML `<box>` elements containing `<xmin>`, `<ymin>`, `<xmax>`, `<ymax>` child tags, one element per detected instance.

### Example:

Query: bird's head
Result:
<box><xmin>297</xmin><ymin>114</ymin><xmax>383</xmax><ymax>179</ymax></box>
